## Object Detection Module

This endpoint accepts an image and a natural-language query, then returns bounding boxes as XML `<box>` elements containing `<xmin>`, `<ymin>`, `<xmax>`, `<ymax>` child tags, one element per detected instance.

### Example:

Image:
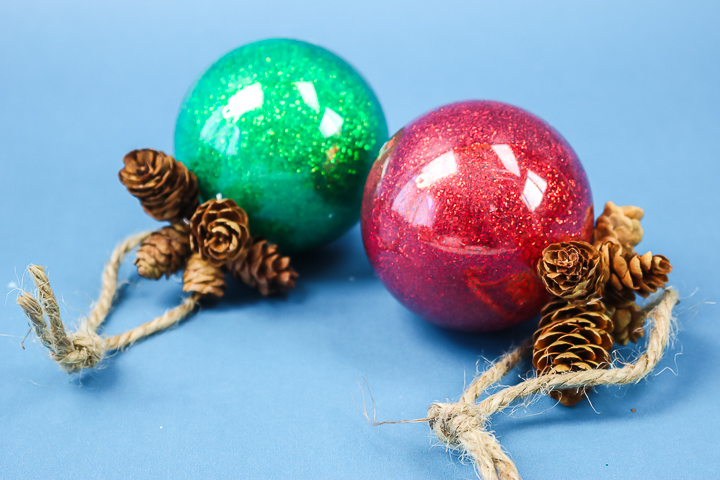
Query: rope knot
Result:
<box><xmin>51</xmin><ymin>330</ymin><xmax>106</xmax><ymax>374</ymax></box>
<box><xmin>419</xmin><ymin>290</ymin><xmax>678</xmax><ymax>480</ymax></box>
<box><xmin>17</xmin><ymin>265</ymin><xmax>108</xmax><ymax>374</ymax></box>
<box><xmin>18</xmin><ymin>259</ymin><xmax>200</xmax><ymax>375</ymax></box>
<box><xmin>427</xmin><ymin>402</ymin><xmax>485</xmax><ymax>445</ymax></box>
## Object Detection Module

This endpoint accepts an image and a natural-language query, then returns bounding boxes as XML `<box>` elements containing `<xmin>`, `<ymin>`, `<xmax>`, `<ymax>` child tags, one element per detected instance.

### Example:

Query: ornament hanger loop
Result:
<box><xmin>16</xmin><ymin>232</ymin><xmax>202</xmax><ymax>374</ymax></box>
<box><xmin>420</xmin><ymin>289</ymin><xmax>678</xmax><ymax>480</ymax></box>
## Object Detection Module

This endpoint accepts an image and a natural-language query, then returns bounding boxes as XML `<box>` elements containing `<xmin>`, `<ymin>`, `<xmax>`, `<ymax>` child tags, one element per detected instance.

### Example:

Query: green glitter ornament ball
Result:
<box><xmin>175</xmin><ymin>39</ymin><xmax>388</xmax><ymax>253</ymax></box>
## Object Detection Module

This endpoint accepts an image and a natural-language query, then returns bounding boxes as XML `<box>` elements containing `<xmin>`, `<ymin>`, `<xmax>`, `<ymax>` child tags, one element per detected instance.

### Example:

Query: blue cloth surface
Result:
<box><xmin>1</xmin><ymin>1</ymin><xmax>718</xmax><ymax>478</ymax></box>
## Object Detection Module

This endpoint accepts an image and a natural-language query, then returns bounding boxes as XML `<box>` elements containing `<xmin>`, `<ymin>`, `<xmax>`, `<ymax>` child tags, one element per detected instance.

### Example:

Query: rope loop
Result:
<box><xmin>16</xmin><ymin>231</ymin><xmax>200</xmax><ymax>374</ymax></box>
<box><xmin>423</xmin><ymin>288</ymin><xmax>679</xmax><ymax>480</ymax></box>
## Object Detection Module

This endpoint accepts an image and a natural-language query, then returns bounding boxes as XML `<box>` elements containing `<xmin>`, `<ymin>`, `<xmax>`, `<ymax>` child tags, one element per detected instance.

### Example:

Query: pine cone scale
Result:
<box><xmin>532</xmin><ymin>296</ymin><xmax>614</xmax><ymax>406</ymax></box>
<box><xmin>183</xmin><ymin>253</ymin><xmax>226</xmax><ymax>298</ymax></box>
<box><xmin>190</xmin><ymin>199</ymin><xmax>250</xmax><ymax>266</ymax></box>
<box><xmin>537</xmin><ymin>241</ymin><xmax>605</xmax><ymax>304</ymax></box>
<box><xmin>119</xmin><ymin>149</ymin><xmax>199</xmax><ymax>223</ymax></box>
<box><xmin>135</xmin><ymin>224</ymin><xmax>192</xmax><ymax>280</ymax></box>
<box><xmin>593</xmin><ymin>201</ymin><xmax>644</xmax><ymax>253</ymax></box>
<box><xmin>602</xmin><ymin>242</ymin><xmax>673</xmax><ymax>302</ymax></box>
<box><xmin>226</xmin><ymin>237</ymin><xmax>298</xmax><ymax>296</ymax></box>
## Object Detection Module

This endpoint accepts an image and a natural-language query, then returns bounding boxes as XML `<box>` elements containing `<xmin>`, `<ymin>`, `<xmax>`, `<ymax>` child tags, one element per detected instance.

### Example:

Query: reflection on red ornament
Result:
<box><xmin>361</xmin><ymin>101</ymin><xmax>593</xmax><ymax>331</ymax></box>
<box><xmin>464</xmin><ymin>268</ymin><xmax>541</xmax><ymax>321</ymax></box>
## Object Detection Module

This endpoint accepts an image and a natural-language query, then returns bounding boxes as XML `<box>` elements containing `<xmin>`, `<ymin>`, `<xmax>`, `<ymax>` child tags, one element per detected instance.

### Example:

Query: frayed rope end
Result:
<box><xmin>17</xmin><ymin>265</ymin><xmax>106</xmax><ymax>374</ymax></box>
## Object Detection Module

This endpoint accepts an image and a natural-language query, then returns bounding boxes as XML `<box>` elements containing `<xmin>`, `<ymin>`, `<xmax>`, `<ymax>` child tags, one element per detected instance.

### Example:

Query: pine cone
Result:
<box><xmin>593</xmin><ymin>201</ymin><xmax>644</xmax><ymax>253</ymax></box>
<box><xmin>533</xmin><ymin>298</ymin><xmax>614</xmax><ymax>406</ymax></box>
<box><xmin>605</xmin><ymin>300</ymin><xmax>646</xmax><ymax>346</ymax></box>
<box><xmin>182</xmin><ymin>253</ymin><xmax>226</xmax><ymax>298</ymax></box>
<box><xmin>537</xmin><ymin>241</ymin><xmax>606</xmax><ymax>304</ymax></box>
<box><xmin>190</xmin><ymin>198</ymin><xmax>250</xmax><ymax>266</ymax></box>
<box><xmin>135</xmin><ymin>223</ymin><xmax>192</xmax><ymax>280</ymax></box>
<box><xmin>119</xmin><ymin>149</ymin><xmax>199</xmax><ymax>222</ymax></box>
<box><xmin>600</xmin><ymin>242</ymin><xmax>673</xmax><ymax>300</ymax></box>
<box><xmin>226</xmin><ymin>237</ymin><xmax>298</xmax><ymax>296</ymax></box>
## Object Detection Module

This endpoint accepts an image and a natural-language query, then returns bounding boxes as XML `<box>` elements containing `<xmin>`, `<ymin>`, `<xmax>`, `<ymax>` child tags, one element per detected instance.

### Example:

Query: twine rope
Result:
<box><xmin>425</xmin><ymin>288</ymin><xmax>679</xmax><ymax>480</ymax></box>
<box><xmin>16</xmin><ymin>232</ymin><xmax>200</xmax><ymax>374</ymax></box>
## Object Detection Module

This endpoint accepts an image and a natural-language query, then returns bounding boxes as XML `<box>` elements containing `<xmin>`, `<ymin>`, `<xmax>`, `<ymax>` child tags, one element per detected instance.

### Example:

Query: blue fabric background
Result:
<box><xmin>1</xmin><ymin>1</ymin><xmax>718</xmax><ymax>478</ymax></box>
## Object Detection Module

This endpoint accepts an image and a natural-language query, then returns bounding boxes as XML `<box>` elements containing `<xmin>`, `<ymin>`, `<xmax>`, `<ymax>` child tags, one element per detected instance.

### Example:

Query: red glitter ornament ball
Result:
<box><xmin>361</xmin><ymin>101</ymin><xmax>594</xmax><ymax>331</ymax></box>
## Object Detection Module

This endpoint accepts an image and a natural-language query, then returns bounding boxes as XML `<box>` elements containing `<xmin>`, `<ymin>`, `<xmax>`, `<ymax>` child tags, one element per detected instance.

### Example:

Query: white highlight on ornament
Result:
<box><xmin>392</xmin><ymin>150</ymin><xmax>457</xmax><ymax>226</ymax></box>
<box><xmin>392</xmin><ymin>182</ymin><xmax>436</xmax><ymax>227</ymax></box>
<box><xmin>222</xmin><ymin>82</ymin><xmax>264</xmax><ymax>123</ymax></box>
<box><xmin>415</xmin><ymin>150</ymin><xmax>458</xmax><ymax>189</ymax></box>
<box><xmin>521</xmin><ymin>170</ymin><xmax>548</xmax><ymax>212</ymax></box>
<box><xmin>378</xmin><ymin>156</ymin><xmax>390</xmax><ymax>188</ymax></box>
<box><xmin>377</xmin><ymin>141</ymin><xmax>394</xmax><ymax>189</ymax></box>
<box><xmin>391</xmin><ymin>150</ymin><xmax>458</xmax><ymax>227</ymax></box>
<box><xmin>294</xmin><ymin>81</ymin><xmax>320</xmax><ymax>112</ymax></box>
<box><xmin>202</xmin><ymin>110</ymin><xmax>241</xmax><ymax>156</ymax></box>
<box><xmin>527</xmin><ymin>170</ymin><xmax>547</xmax><ymax>192</ymax></box>
<box><xmin>491</xmin><ymin>144</ymin><xmax>521</xmax><ymax>177</ymax></box>
<box><xmin>319</xmin><ymin>107</ymin><xmax>344</xmax><ymax>138</ymax></box>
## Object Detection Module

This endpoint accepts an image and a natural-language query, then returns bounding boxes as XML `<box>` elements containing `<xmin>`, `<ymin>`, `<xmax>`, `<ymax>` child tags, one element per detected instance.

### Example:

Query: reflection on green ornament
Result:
<box><xmin>175</xmin><ymin>39</ymin><xmax>388</xmax><ymax>252</ymax></box>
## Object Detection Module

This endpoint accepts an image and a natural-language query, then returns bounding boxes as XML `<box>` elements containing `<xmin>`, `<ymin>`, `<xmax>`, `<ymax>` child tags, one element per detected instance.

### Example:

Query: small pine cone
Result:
<box><xmin>605</xmin><ymin>300</ymin><xmax>646</xmax><ymax>346</ymax></box>
<box><xmin>135</xmin><ymin>224</ymin><xmax>192</xmax><ymax>279</ymax></box>
<box><xmin>226</xmin><ymin>237</ymin><xmax>298</xmax><ymax>296</ymax></box>
<box><xmin>190</xmin><ymin>198</ymin><xmax>250</xmax><ymax>266</ymax></box>
<box><xmin>119</xmin><ymin>149</ymin><xmax>199</xmax><ymax>222</ymax></box>
<box><xmin>600</xmin><ymin>242</ymin><xmax>673</xmax><ymax>300</ymax></box>
<box><xmin>182</xmin><ymin>253</ymin><xmax>226</xmax><ymax>298</ymax></box>
<box><xmin>537</xmin><ymin>241</ymin><xmax>606</xmax><ymax>304</ymax></box>
<box><xmin>593</xmin><ymin>201</ymin><xmax>644</xmax><ymax>254</ymax></box>
<box><xmin>533</xmin><ymin>299</ymin><xmax>614</xmax><ymax>406</ymax></box>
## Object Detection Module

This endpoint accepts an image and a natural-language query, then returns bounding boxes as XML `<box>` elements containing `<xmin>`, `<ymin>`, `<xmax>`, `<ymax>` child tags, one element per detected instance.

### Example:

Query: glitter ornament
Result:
<box><xmin>175</xmin><ymin>39</ymin><xmax>388</xmax><ymax>252</ymax></box>
<box><xmin>361</xmin><ymin>101</ymin><xmax>594</xmax><ymax>331</ymax></box>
